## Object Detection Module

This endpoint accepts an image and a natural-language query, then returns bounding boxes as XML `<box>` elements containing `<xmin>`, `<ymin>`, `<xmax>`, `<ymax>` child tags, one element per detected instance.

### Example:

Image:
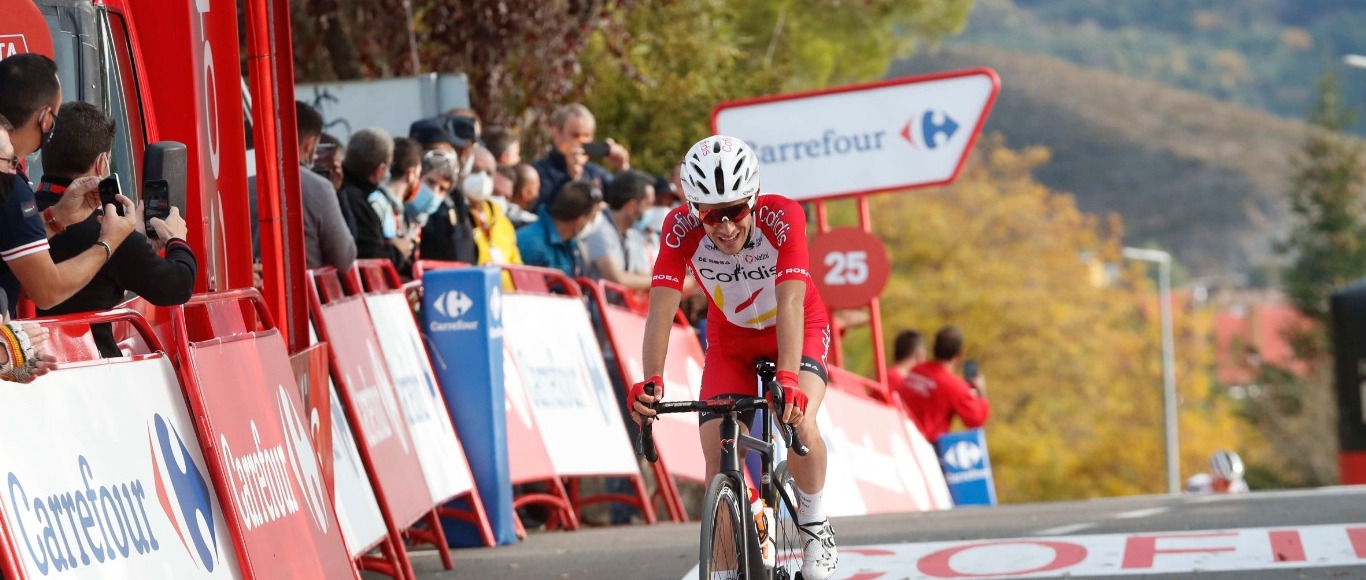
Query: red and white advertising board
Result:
<box><xmin>364</xmin><ymin>293</ymin><xmax>478</xmax><ymax>505</ymax></box>
<box><xmin>0</xmin><ymin>0</ymin><xmax>55</xmax><ymax>60</ymax></box>
<box><xmin>819</xmin><ymin>388</ymin><xmax>951</xmax><ymax>514</ymax></box>
<box><xmin>501</xmin><ymin>294</ymin><xmax>640</xmax><ymax>477</ymax></box>
<box><xmin>315</xmin><ymin>297</ymin><xmax>435</xmax><ymax>529</ymax></box>
<box><xmin>303</xmin><ymin>324</ymin><xmax>387</xmax><ymax>559</ymax></box>
<box><xmin>712</xmin><ymin>68</ymin><xmax>999</xmax><ymax>202</ymax></box>
<box><xmin>606</xmin><ymin>307</ymin><xmax>708</xmax><ymax>484</ymax></box>
<box><xmin>185</xmin><ymin>332</ymin><xmax>355</xmax><ymax>578</ymax></box>
<box><xmin>0</xmin><ymin>358</ymin><xmax>242</xmax><ymax>579</ymax></box>
<box><xmin>501</xmin><ymin>343</ymin><xmax>559</xmax><ymax>485</ymax></box>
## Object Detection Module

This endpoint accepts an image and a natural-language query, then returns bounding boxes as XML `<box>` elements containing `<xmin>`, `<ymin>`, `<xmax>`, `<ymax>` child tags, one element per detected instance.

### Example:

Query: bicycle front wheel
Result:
<box><xmin>771</xmin><ymin>461</ymin><xmax>803</xmax><ymax>580</ymax></box>
<box><xmin>700</xmin><ymin>473</ymin><xmax>751</xmax><ymax>580</ymax></box>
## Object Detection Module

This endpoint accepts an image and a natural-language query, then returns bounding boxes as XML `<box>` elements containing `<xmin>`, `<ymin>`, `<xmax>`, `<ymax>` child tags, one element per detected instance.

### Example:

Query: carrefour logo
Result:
<box><xmin>432</xmin><ymin>290</ymin><xmax>473</xmax><ymax>318</ymax></box>
<box><xmin>151</xmin><ymin>414</ymin><xmax>220</xmax><ymax>570</ymax></box>
<box><xmin>901</xmin><ymin>109</ymin><xmax>959</xmax><ymax>150</ymax></box>
<box><xmin>429</xmin><ymin>289</ymin><xmax>480</xmax><ymax>332</ymax></box>
<box><xmin>940</xmin><ymin>440</ymin><xmax>984</xmax><ymax>471</ymax></box>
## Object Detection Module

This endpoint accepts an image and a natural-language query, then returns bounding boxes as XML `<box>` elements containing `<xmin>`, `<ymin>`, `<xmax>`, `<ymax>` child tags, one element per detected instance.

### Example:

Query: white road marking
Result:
<box><xmin>1032</xmin><ymin>523</ymin><xmax>1096</xmax><ymax>536</ymax></box>
<box><xmin>1115</xmin><ymin>507</ymin><xmax>1168</xmax><ymax>519</ymax></box>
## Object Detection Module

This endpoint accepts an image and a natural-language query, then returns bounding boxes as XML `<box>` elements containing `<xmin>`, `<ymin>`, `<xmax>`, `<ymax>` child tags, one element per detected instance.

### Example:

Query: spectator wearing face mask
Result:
<box><xmin>295</xmin><ymin>102</ymin><xmax>355</xmax><ymax>271</ymax></box>
<box><xmin>340</xmin><ymin>128</ymin><xmax>410</xmax><ymax>272</ymax></box>
<box><xmin>582</xmin><ymin>169</ymin><xmax>654</xmax><ymax>291</ymax></box>
<box><xmin>517</xmin><ymin>181</ymin><xmax>599</xmax><ymax>278</ymax></box>
<box><xmin>464</xmin><ymin>145</ymin><xmax>520</xmax><ymax>266</ymax></box>
<box><xmin>532</xmin><ymin>103</ymin><xmax>629</xmax><ymax>212</ymax></box>
<box><xmin>409</xmin><ymin>116</ymin><xmax>478</xmax><ymax>264</ymax></box>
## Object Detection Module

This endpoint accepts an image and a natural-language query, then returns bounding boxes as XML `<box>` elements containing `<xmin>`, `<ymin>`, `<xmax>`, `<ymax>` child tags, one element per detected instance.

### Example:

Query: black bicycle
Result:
<box><xmin>637</xmin><ymin>360</ymin><xmax>810</xmax><ymax>580</ymax></box>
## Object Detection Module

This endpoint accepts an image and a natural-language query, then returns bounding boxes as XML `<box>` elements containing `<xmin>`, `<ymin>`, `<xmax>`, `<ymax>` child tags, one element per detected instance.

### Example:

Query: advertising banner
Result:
<box><xmin>421</xmin><ymin>267</ymin><xmax>518</xmax><ymax>546</ymax></box>
<box><xmin>712</xmin><ymin>69</ymin><xmax>999</xmax><ymax>202</ymax></box>
<box><xmin>603</xmin><ymin>306</ymin><xmax>707</xmax><ymax>483</ymax></box>
<box><xmin>0</xmin><ymin>358</ymin><xmax>243</xmax><ymax>579</ymax></box>
<box><xmin>187</xmin><ymin>333</ymin><xmax>356</xmax><ymax>578</ymax></box>
<box><xmin>365</xmin><ymin>293</ymin><xmax>477</xmax><ymax>503</ymax></box>
<box><xmin>502</xmin><ymin>293</ymin><xmax>640</xmax><ymax>477</ymax></box>
<box><xmin>819</xmin><ymin>388</ymin><xmax>951</xmax><ymax>514</ymax></box>
<box><xmin>936</xmin><ymin>428</ymin><xmax>998</xmax><ymax>507</ymax></box>
<box><xmin>502</xmin><ymin>342</ymin><xmax>559</xmax><ymax>484</ymax></box>
<box><xmin>316</xmin><ymin>297</ymin><xmax>435</xmax><ymax>529</ymax></box>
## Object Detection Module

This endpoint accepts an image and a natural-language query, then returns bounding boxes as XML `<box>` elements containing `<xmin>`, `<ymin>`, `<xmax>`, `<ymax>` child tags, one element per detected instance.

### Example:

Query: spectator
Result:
<box><xmin>409</xmin><ymin>115</ymin><xmax>480</xmax><ymax>263</ymax></box>
<box><xmin>508</xmin><ymin>163</ymin><xmax>541</xmax><ymax>228</ymax></box>
<box><xmin>465</xmin><ymin>145</ymin><xmax>520</xmax><ymax>266</ymax></box>
<box><xmin>292</xmin><ymin>101</ymin><xmax>356</xmax><ymax>271</ymax></box>
<box><xmin>0</xmin><ymin>54</ymin><xmax>136</xmax><ymax>317</ymax></box>
<box><xmin>341</xmin><ymin>128</ymin><xmax>411</xmax><ymax>272</ymax></box>
<box><xmin>0</xmin><ymin>293</ymin><xmax>55</xmax><ymax>382</ymax></box>
<box><xmin>887</xmin><ymin>329</ymin><xmax>927</xmax><ymax>396</ymax></box>
<box><xmin>407</xmin><ymin>149</ymin><xmax>456</xmax><ymax>228</ymax></box>
<box><xmin>903</xmin><ymin>326</ymin><xmax>990</xmax><ymax>443</ymax></box>
<box><xmin>583</xmin><ymin>169</ymin><xmax>654</xmax><ymax>291</ymax></box>
<box><xmin>35</xmin><ymin>101</ymin><xmax>196</xmax><ymax>357</ymax></box>
<box><xmin>484</xmin><ymin>125</ymin><xmax>521</xmax><ymax>166</ymax></box>
<box><xmin>378</xmin><ymin>136</ymin><xmax>421</xmax><ymax>240</ymax></box>
<box><xmin>516</xmin><ymin>181</ymin><xmax>598</xmax><ymax>278</ymax></box>
<box><xmin>316</xmin><ymin>132</ymin><xmax>346</xmax><ymax>191</ymax></box>
<box><xmin>532</xmin><ymin>103</ymin><xmax>629</xmax><ymax>211</ymax></box>
<box><xmin>445</xmin><ymin>107</ymin><xmax>482</xmax><ymax>141</ymax></box>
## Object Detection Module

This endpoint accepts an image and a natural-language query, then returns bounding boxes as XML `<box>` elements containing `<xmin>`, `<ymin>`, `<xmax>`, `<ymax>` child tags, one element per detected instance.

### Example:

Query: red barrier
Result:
<box><xmin>352</xmin><ymin>259</ymin><xmax>496</xmax><ymax>548</ymax></box>
<box><xmin>579</xmin><ymin>278</ymin><xmax>693</xmax><ymax>522</ymax></box>
<box><xmin>307</xmin><ymin>268</ymin><xmax>449</xmax><ymax>578</ymax></box>
<box><xmin>170</xmin><ymin>289</ymin><xmax>357</xmax><ymax>578</ymax></box>
<box><xmin>496</xmin><ymin>265</ymin><xmax>657</xmax><ymax>526</ymax></box>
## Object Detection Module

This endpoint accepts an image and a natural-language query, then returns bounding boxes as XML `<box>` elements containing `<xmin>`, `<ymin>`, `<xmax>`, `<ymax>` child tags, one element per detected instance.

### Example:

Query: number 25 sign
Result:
<box><xmin>809</xmin><ymin>227</ymin><xmax>891</xmax><ymax>309</ymax></box>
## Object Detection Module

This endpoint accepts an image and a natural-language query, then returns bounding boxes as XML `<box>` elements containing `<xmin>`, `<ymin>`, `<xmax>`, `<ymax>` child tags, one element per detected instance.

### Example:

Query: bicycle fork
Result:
<box><xmin>719</xmin><ymin>412</ymin><xmax>777</xmax><ymax>576</ymax></box>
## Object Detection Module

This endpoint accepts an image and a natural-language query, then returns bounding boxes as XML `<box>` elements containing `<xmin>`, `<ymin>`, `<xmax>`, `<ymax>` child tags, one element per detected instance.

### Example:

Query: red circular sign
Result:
<box><xmin>0</xmin><ymin>1</ymin><xmax>55</xmax><ymax>60</ymax></box>
<box><xmin>809</xmin><ymin>227</ymin><xmax>890</xmax><ymax>309</ymax></box>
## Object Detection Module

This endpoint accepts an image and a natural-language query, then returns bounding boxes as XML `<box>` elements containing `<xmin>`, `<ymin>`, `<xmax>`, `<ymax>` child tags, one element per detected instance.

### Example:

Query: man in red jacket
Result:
<box><xmin>902</xmin><ymin>326</ymin><xmax>991</xmax><ymax>443</ymax></box>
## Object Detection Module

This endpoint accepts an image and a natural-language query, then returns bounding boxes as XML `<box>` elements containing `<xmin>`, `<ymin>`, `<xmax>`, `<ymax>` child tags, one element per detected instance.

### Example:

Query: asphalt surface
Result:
<box><xmin>368</xmin><ymin>485</ymin><xmax>1366</xmax><ymax>579</ymax></box>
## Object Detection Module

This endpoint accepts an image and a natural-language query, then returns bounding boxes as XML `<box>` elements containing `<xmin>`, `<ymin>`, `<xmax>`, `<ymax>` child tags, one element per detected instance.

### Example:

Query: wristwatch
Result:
<box><xmin>42</xmin><ymin>208</ymin><xmax>64</xmax><ymax>235</ymax></box>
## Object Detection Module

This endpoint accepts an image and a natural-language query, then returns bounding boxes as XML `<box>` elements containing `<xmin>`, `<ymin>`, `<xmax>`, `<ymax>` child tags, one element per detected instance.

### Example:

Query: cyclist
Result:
<box><xmin>628</xmin><ymin>135</ymin><xmax>838</xmax><ymax>579</ymax></box>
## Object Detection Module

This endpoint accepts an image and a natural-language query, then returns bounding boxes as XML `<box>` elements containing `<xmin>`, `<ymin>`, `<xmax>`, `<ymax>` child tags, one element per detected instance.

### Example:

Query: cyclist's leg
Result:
<box><xmin>783</xmin><ymin>323</ymin><xmax>832</xmax><ymax>496</ymax></box>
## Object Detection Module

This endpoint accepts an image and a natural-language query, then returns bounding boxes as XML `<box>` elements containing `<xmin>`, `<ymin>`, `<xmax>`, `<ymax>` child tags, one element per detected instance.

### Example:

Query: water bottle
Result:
<box><xmin>749</xmin><ymin>487</ymin><xmax>775</xmax><ymax>569</ymax></box>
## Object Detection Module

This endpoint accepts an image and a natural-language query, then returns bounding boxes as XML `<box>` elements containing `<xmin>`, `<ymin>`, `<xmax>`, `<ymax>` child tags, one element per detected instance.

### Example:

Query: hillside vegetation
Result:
<box><xmin>893</xmin><ymin>46</ymin><xmax>1363</xmax><ymax>280</ymax></box>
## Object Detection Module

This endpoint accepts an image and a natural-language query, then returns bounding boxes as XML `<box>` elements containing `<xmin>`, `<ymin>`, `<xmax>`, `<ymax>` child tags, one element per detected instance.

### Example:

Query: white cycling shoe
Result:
<box><xmin>799</xmin><ymin>519</ymin><xmax>838</xmax><ymax>580</ymax></box>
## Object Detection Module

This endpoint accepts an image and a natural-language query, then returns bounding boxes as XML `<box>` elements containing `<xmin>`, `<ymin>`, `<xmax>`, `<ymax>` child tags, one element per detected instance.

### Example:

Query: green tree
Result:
<box><xmin>578</xmin><ymin>0</ymin><xmax>972</xmax><ymax>174</ymax></box>
<box><xmin>1248</xmin><ymin>71</ymin><xmax>1366</xmax><ymax>486</ymax></box>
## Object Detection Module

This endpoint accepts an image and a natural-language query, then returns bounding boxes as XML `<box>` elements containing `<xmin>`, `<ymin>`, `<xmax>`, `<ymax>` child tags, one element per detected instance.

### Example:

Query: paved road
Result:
<box><xmin>388</xmin><ymin>486</ymin><xmax>1366</xmax><ymax>579</ymax></box>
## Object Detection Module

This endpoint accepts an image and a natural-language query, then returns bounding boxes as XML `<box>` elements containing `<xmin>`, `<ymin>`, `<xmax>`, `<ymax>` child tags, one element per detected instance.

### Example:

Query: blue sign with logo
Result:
<box><xmin>421</xmin><ymin>267</ymin><xmax>517</xmax><ymax>546</ymax></box>
<box><xmin>935</xmin><ymin>428</ymin><xmax>997</xmax><ymax>507</ymax></box>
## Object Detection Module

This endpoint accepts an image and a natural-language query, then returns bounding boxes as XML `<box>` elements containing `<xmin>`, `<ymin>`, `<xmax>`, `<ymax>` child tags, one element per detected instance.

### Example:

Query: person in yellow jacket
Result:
<box><xmin>464</xmin><ymin>145</ymin><xmax>523</xmax><ymax>270</ymax></box>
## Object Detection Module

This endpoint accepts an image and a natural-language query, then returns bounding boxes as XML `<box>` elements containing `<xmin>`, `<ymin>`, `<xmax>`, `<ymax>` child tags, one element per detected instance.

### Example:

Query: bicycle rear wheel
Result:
<box><xmin>770</xmin><ymin>461</ymin><xmax>804</xmax><ymax>580</ymax></box>
<box><xmin>700</xmin><ymin>473</ymin><xmax>751</xmax><ymax>580</ymax></box>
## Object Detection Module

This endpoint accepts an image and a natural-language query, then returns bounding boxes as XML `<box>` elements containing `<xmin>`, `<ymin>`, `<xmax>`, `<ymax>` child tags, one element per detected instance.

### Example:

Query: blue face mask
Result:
<box><xmin>635</xmin><ymin>206</ymin><xmax>670</xmax><ymax>234</ymax></box>
<box><xmin>406</xmin><ymin>182</ymin><xmax>443</xmax><ymax>218</ymax></box>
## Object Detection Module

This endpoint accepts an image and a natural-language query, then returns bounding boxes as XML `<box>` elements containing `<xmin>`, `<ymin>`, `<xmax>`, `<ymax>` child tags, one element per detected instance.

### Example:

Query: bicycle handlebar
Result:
<box><xmin>634</xmin><ymin>392</ymin><xmax>810</xmax><ymax>464</ymax></box>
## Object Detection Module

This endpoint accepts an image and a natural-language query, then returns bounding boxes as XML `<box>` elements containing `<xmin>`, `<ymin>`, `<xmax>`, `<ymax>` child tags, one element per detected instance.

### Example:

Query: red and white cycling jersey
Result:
<box><xmin>651</xmin><ymin>194</ymin><xmax>827</xmax><ymax>331</ymax></box>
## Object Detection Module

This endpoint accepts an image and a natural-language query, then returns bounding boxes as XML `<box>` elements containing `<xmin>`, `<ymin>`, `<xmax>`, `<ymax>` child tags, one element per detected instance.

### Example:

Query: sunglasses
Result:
<box><xmin>697</xmin><ymin>201</ymin><xmax>753</xmax><ymax>226</ymax></box>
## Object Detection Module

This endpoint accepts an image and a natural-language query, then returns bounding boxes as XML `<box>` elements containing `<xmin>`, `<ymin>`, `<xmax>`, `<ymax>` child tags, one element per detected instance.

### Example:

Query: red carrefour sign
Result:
<box><xmin>810</xmin><ymin>227</ymin><xmax>891</xmax><ymax>309</ymax></box>
<box><xmin>0</xmin><ymin>1</ymin><xmax>54</xmax><ymax>59</ymax></box>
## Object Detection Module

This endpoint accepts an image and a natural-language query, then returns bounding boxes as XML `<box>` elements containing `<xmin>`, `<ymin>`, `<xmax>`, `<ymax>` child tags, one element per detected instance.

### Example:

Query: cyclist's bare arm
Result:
<box><xmin>635</xmin><ymin>285</ymin><xmax>683</xmax><ymax>419</ymax></box>
<box><xmin>775</xmin><ymin>279</ymin><xmax>806</xmax><ymax>424</ymax></box>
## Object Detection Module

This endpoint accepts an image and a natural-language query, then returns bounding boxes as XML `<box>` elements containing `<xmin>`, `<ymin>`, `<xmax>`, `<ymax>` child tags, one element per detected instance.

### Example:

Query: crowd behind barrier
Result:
<box><xmin>0</xmin><ymin>263</ymin><xmax>957</xmax><ymax>580</ymax></box>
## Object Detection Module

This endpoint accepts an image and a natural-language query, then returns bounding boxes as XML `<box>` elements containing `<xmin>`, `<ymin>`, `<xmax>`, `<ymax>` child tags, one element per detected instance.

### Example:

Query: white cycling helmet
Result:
<box><xmin>679</xmin><ymin>135</ymin><xmax>760</xmax><ymax>208</ymax></box>
<box><xmin>1210</xmin><ymin>449</ymin><xmax>1245</xmax><ymax>480</ymax></box>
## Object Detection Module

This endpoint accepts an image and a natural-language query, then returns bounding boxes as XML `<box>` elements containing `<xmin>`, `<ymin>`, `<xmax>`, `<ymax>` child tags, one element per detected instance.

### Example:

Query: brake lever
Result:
<box><xmin>768</xmin><ymin>380</ymin><xmax>809</xmax><ymax>457</ymax></box>
<box><xmin>634</xmin><ymin>384</ymin><xmax>659</xmax><ymax>463</ymax></box>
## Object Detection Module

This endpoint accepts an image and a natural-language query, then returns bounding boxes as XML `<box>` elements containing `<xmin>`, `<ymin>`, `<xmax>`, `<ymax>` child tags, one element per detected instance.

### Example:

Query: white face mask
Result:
<box><xmin>463</xmin><ymin>172</ymin><xmax>494</xmax><ymax>202</ymax></box>
<box><xmin>459</xmin><ymin>150</ymin><xmax>475</xmax><ymax>178</ymax></box>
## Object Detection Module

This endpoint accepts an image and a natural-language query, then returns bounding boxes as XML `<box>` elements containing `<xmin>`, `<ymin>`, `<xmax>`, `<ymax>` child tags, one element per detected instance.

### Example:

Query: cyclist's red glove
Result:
<box><xmin>769</xmin><ymin>370</ymin><xmax>808</xmax><ymax>414</ymax></box>
<box><xmin>628</xmin><ymin>375</ymin><xmax>664</xmax><ymax>415</ymax></box>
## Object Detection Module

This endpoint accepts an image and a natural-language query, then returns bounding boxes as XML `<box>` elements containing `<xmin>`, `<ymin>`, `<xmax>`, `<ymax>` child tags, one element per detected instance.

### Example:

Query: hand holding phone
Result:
<box><xmin>311</xmin><ymin>143</ymin><xmax>338</xmax><ymax>176</ymax></box>
<box><xmin>142</xmin><ymin>180</ymin><xmax>171</xmax><ymax>239</ymax></box>
<box><xmin>963</xmin><ymin>359</ymin><xmax>979</xmax><ymax>381</ymax></box>
<box><xmin>98</xmin><ymin>175</ymin><xmax>125</xmax><ymax>217</ymax></box>
<box><xmin>582</xmin><ymin>140</ymin><xmax>611</xmax><ymax>159</ymax></box>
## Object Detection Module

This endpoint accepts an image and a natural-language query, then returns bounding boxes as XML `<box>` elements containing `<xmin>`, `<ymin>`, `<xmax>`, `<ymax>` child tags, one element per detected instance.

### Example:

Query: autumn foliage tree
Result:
<box><xmin>834</xmin><ymin>136</ymin><xmax>1260</xmax><ymax>500</ymax></box>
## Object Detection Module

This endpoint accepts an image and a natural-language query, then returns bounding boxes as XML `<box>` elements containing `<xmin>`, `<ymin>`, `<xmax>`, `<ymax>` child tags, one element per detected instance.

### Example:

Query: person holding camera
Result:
<box><xmin>902</xmin><ymin>325</ymin><xmax>991</xmax><ymax>443</ymax></box>
<box><xmin>34</xmin><ymin>102</ymin><xmax>196</xmax><ymax>358</ymax></box>
<box><xmin>0</xmin><ymin>54</ymin><xmax>137</xmax><ymax>319</ymax></box>
<box><xmin>531</xmin><ymin>103</ymin><xmax>629</xmax><ymax>212</ymax></box>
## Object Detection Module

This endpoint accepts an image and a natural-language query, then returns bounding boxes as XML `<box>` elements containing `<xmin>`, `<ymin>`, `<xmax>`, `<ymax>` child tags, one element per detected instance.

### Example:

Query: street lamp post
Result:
<box><xmin>1122</xmin><ymin>247</ymin><xmax>1179</xmax><ymax>495</ymax></box>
